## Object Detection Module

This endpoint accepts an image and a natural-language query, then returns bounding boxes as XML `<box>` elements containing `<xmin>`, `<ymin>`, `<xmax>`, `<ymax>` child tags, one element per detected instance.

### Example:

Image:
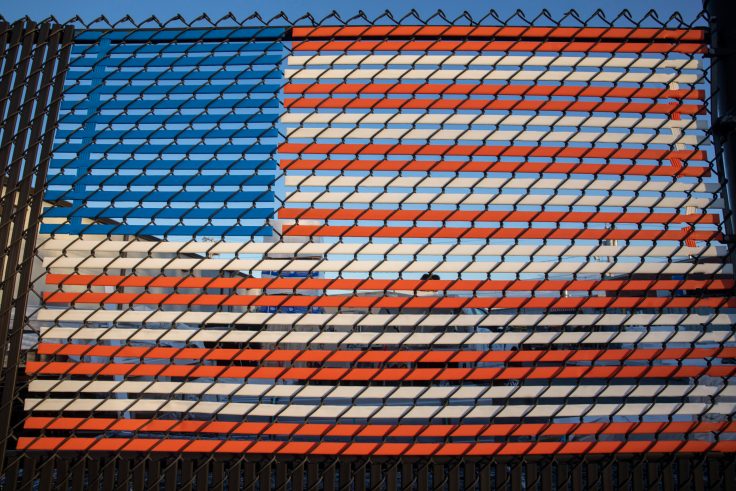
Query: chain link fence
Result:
<box><xmin>0</xmin><ymin>6</ymin><xmax>734</xmax><ymax>489</ymax></box>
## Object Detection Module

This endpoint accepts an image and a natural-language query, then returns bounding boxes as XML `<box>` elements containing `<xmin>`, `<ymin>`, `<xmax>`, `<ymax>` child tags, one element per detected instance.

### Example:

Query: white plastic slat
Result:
<box><xmin>36</xmin><ymin>311</ymin><xmax>736</xmax><ymax>330</ymax></box>
<box><xmin>23</xmin><ymin>398</ymin><xmax>732</xmax><ymax>418</ymax></box>
<box><xmin>286</xmin><ymin>127</ymin><xmax>702</xmax><ymax>146</ymax></box>
<box><xmin>285</xmin><ymin>175</ymin><xmax>715</xmax><ymax>194</ymax></box>
<box><xmin>282</xmin><ymin>112</ymin><xmax>708</xmax><ymax>131</ymax></box>
<box><xmin>28</xmin><ymin>380</ymin><xmax>727</xmax><ymax>402</ymax></box>
<box><xmin>288</xmin><ymin>54</ymin><xmax>703</xmax><ymax>71</ymax></box>
<box><xmin>285</xmin><ymin>192</ymin><xmax>719</xmax><ymax>209</ymax></box>
<box><xmin>38</xmin><ymin>239</ymin><xmax>727</xmax><ymax>261</ymax></box>
<box><xmin>285</xmin><ymin>68</ymin><xmax>700</xmax><ymax>84</ymax></box>
<box><xmin>41</xmin><ymin>256</ymin><xmax>731</xmax><ymax>276</ymax></box>
<box><xmin>36</xmin><ymin>326</ymin><xmax>736</xmax><ymax>347</ymax></box>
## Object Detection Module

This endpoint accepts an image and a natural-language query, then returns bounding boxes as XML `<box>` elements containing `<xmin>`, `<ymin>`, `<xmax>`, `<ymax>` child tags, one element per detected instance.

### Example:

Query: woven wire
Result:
<box><xmin>0</xmin><ymin>8</ymin><xmax>733</xmax><ymax>490</ymax></box>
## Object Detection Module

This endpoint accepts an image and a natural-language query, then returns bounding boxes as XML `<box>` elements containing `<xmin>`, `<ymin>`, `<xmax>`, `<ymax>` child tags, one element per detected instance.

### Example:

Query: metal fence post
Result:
<box><xmin>706</xmin><ymin>0</ymin><xmax>736</xmax><ymax>239</ymax></box>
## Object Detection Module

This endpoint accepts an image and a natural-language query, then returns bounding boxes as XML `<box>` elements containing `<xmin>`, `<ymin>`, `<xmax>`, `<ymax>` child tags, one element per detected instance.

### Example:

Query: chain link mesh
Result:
<box><xmin>0</xmin><ymin>8</ymin><xmax>734</xmax><ymax>490</ymax></box>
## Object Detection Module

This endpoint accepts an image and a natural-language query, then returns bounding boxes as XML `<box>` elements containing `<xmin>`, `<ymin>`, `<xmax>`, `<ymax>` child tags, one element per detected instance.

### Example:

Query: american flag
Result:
<box><xmin>20</xmin><ymin>24</ymin><xmax>736</xmax><ymax>456</ymax></box>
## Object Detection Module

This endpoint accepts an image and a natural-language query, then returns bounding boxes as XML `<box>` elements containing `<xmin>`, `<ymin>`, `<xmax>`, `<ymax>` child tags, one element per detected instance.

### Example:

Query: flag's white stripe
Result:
<box><xmin>285</xmin><ymin>68</ymin><xmax>700</xmax><ymax>84</ymax></box>
<box><xmin>41</xmin><ymin>256</ymin><xmax>729</xmax><ymax>276</ymax></box>
<box><xmin>36</xmin><ymin>311</ymin><xmax>736</xmax><ymax>330</ymax></box>
<box><xmin>288</xmin><ymin>54</ymin><xmax>703</xmax><ymax>70</ymax></box>
<box><xmin>23</xmin><ymin>398</ymin><xmax>733</xmax><ymax>419</ymax></box>
<box><xmin>281</xmin><ymin>113</ymin><xmax>707</xmax><ymax>131</ymax></box>
<box><xmin>285</xmin><ymin>128</ymin><xmax>701</xmax><ymax>146</ymax></box>
<box><xmin>28</xmin><ymin>381</ymin><xmax>732</xmax><ymax>402</ymax></box>
<box><xmin>37</xmin><ymin>239</ymin><xmax>728</xmax><ymax>260</ymax></box>
<box><xmin>284</xmin><ymin>193</ymin><xmax>718</xmax><ymax>209</ymax></box>
<box><xmin>285</xmin><ymin>175</ymin><xmax>715</xmax><ymax>194</ymax></box>
<box><xmin>38</xmin><ymin>326</ymin><xmax>736</xmax><ymax>347</ymax></box>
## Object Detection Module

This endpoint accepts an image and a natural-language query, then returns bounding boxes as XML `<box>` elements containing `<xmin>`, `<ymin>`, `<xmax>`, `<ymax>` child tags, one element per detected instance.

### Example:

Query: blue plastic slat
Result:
<box><xmin>41</xmin><ymin>223</ymin><xmax>274</xmax><ymax>237</ymax></box>
<box><xmin>71</xmin><ymin>54</ymin><xmax>284</xmax><ymax>68</ymax></box>
<box><xmin>71</xmin><ymin>42</ymin><xmax>283</xmax><ymax>55</ymax></box>
<box><xmin>44</xmin><ymin>189</ymin><xmax>275</xmax><ymax>203</ymax></box>
<box><xmin>56</xmin><ymin>128</ymin><xmax>279</xmax><ymax>140</ymax></box>
<box><xmin>55</xmin><ymin>113</ymin><xmax>279</xmax><ymax>125</ymax></box>
<box><xmin>47</xmin><ymin>173</ymin><xmax>276</xmax><ymax>188</ymax></box>
<box><xmin>49</xmin><ymin>158</ymin><xmax>277</xmax><ymax>171</ymax></box>
<box><xmin>63</xmin><ymin>83</ymin><xmax>281</xmax><ymax>96</ymax></box>
<box><xmin>74</xmin><ymin>28</ymin><xmax>286</xmax><ymax>43</ymax></box>
<box><xmin>53</xmin><ymin>143</ymin><xmax>278</xmax><ymax>155</ymax></box>
<box><xmin>66</xmin><ymin>70</ymin><xmax>282</xmax><ymax>81</ymax></box>
<box><xmin>60</xmin><ymin>98</ymin><xmax>279</xmax><ymax>111</ymax></box>
<box><xmin>43</xmin><ymin>206</ymin><xmax>275</xmax><ymax>220</ymax></box>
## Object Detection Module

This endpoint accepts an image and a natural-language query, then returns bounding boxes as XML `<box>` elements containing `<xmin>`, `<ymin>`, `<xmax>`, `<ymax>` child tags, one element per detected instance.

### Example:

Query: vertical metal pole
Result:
<box><xmin>706</xmin><ymin>0</ymin><xmax>736</xmax><ymax>239</ymax></box>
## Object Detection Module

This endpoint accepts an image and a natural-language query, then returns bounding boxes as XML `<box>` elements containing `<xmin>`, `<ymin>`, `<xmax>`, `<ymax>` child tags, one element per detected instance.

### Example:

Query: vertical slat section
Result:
<box><xmin>354</xmin><ymin>461</ymin><xmax>366</xmax><ymax>491</ymax></box>
<box><xmin>227</xmin><ymin>459</ymin><xmax>241</xmax><ymax>491</ymax></box>
<box><xmin>707</xmin><ymin>458</ymin><xmax>722</xmax><ymax>489</ymax></box>
<box><xmin>5</xmin><ymin>457</ymin><xmax>20</xmax><ymax>491</ymax></box>
<box><xmin>165</xmin><ymin>459</ymin><xmax>179</xmax><ymax>491</ymax></box>
<box><xmin>274</xmin><ymin>461</ymin><xmax>287</xmax><ymax>491</ymax></box>
<box><xmin>180</xmin><ymin>458</ymin><xmax>194</xmax><ymax>491</ymax></box>
<box><xmin>324</xmin><ymin>461</ymin><xmax>336</xmax><ymax>491</ymax></box>
<box><xmin>340</xmin><ymin>461</ymin><xmax>351</xmax><ymax>491</ymax></box>
<box><xmin>498</xmin><ymin>461</ymin><xmax>509</xmax><ymax>491</ymax></box>
<box><xmin>402</xmin><ymin>461</ymin><xmax>414</xmax><ymax>491</ymax></box>
<box><xmin>723</xmin><ymin>457</ymin><xmax>736</xmax><ymax>491</ymax></box>
<box><xmin>259</xmin><ymin>460</ymin><xmax>271</xmax><ymax>491</ymax></box>
<box><xmin>56</xmin><ymin>457</ymin><xmax>69</xmax><ymax>491</ymax></box>
<box><xmin>370</xmin><ymin>462</ymin><xmax>382</xmax><ymax>491</ymax></box>
<box><xmin>102</xmin><ymin>458</ymin><xmax>115</xmax><ymax>491</ymax></box>
<box><xmin>37</xmin><ymin>456</ymin><xmax>54</xmax><ymax>491</ymax></box>
<box><xmin>147</xmin><ymin>457</ymin><xmax>161</xmax><ymax>491</ymax></box>
<box><xmin>0</xmin><ymin>19</ymin><xmax>35</xmax><ymax>294</ymax></box>
<box><xmin>510</xmin><ymin>462</ymin><xmax>522</xmax><ymax>491</ymax></box>
<box><xmin>417</xmin><ymin>462</ymin><xmax>428</xmax><ymax>491</ymax></box>
<box><xmin>574</xmin><ymin>462</ymin><xmax>585</xmax><ymax>491</ymax></box>
<box><xmin>0</xmin><ymin>20</ymin><xmax>72</xmax><ymax>473</ymax></box>
<box><xmin>87</xmin><ymin>458</ymin><xmax>100</xmax><ymax>491</ymax></box>
<box><xmin>115</xmin><ymin>458</ymin><xmax>130</xmax><ymax>491</ymax></box>
<box><xmin>478</xmin><ymin>462</ymin><xmax>490</xmax><ymax>491</ymax></box>
<box><xmin>244</xmin><ymin>461</ymin><xmax>256</xmax><ymax>491</ymax></box>
<box><xmin>291</xmin><ymin>460</ymin><xmax>304</xmax><ymax>491</ymax></box>
<box><xmin>693</xmin><ymin>458</ymin><xmax>705</xmax><ymax>491</ymax></box>
<box><xmin>434</xmin><ymin>462</ymin><xmax>445</xmax><ymax>491</ymax></box>
<box><xmin>132</xmin><ymin>460</ymin><xmax>145</xmax><ymax>491</ymax></box>
<box><xmin>0</xmin><ymin>21</ymin><xmax>37</xmax><ymax>468</ymax></box>
<box><xmin>463</xmin><ymin>461</ymin><xmax>475</xmax><ymax>491</ymax></box>
<box><xmin>70</xmin><ymin>457</ymin><xmax>86</xmax><ymax>491</ymax></box>
<box><xmin>527</xmin><ymin>460</ymin><xmax>538</xmax><ymax>491</ymax></box>
<box><xmin>307</xmin><ymin>461</ymin><xmax>319</xmax><ymax>491</ymax></box>
<box><xmin>210</xmin><ymin>459</ymin><xmax>225</xmax><ymax>491</ymax></box>
<box><xmin>198</xmin><ymin>459</ymin><xmax>210</xmax><ymax>491</ymax></box>
<box><xmin>447</xmin><ymin>462</ymin><xmax>459</xmax><ymax>491</ymax></box>
<box><xmin>19</xmin><ymin>454</ymin><xmax>37</xmax><ymax>491</ymax></box>
<box><xmin>386</xmin><ymin>460</ymin><xmax>401</xmax><ymax>491</ymax></box>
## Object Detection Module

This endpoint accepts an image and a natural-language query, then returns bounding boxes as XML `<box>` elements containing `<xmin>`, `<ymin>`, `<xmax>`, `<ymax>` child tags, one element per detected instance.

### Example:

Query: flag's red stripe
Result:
<box><xmin>291</xmin><ymin>40</ymin><xmax>705</xmax><ymax>54</ymax></box>
<box><xmin>279</xmin><ymin>160</ymin><xmax>710</xmax><ymax>177</ymax></box>
<box><xmin>42</xmin><ymin>292</ymin><xmax>736</xmax><ymax>310</ymax></box>
<box><xmin>282</xmin><ymin>225</ymin><xmax>719</xmax><ymax>241</ymax></box>
<box><xmin>35</xmin><ymin>344</ymin><xmax>736</xmax><ymax>363</ymax></box>
<box><xmin>23</xmin><ymin>417</ymin><xmax>735</xmax><ymax>438</ymax></box>
<box><xmin>278</xmin><ymin>143</ymin><xmax>706</xmax><ymax>161</ymax></box>
<box><xmin>25</xmin><ymin>361</ymin><xmax>736</xmax><ymax>381</ymax></box>
<box><xmin>284</xmin><ymin>97</ymin><xmax>704</xmax><ymax>114</ymax></box>
<box><xmin>284</xmin><ymin>83</ymin><xmax>705</xmax><ymax>101</ymax></box>
<box><xmin>290</xmin><ymin>26</ymin><xmax>705</xmax><ymax>43</ymax></box>
<box><xmin>277</xmin><ymin>209</ymin><xmax>718</xmax><ymax>225</ymax></box>
<box><xmin>45</xmin><ymin>275</ymin><xmax>734</xmax><ymax>294</ymax></box>
<box><xmin>16</xmin><ymin>437</ymin><xmax>735</xmax><ymax>455</ymax></box>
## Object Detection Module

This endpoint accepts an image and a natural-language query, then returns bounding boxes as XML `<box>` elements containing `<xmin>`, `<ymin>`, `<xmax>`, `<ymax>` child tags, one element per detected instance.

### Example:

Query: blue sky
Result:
<box><xmin>2</xmin><ymin>0</ymin><xmax>704</xmax><ymax>23</ymax></box>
